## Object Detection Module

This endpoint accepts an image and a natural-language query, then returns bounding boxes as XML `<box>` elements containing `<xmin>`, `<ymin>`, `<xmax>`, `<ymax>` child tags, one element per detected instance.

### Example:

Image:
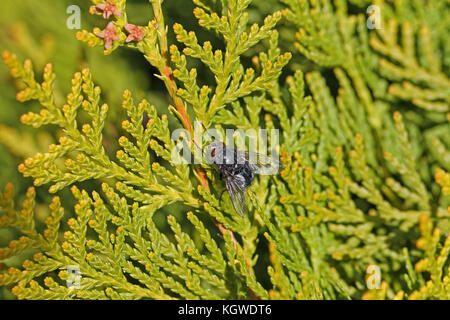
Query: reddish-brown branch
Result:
<box><xmin>150</xmin><ymin>0</ymin><xmax>257</xmax><ymax>298</ymax></box>
<box><xmin>158</xmin><ymin>35</ymin><xmax>260</xmax><ymax>299</ymax></box>
<box><xmin>162</xmin><ymin>64</ymin><xmax>192</xmax><ymax>133</ymax></box>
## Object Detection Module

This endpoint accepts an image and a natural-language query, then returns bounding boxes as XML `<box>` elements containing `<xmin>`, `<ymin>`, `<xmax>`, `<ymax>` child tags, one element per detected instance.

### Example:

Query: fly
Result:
<box><xmin>202</xmin><ymin>141</ymin><xmax>280</xmax><ymax>217</ymax></box>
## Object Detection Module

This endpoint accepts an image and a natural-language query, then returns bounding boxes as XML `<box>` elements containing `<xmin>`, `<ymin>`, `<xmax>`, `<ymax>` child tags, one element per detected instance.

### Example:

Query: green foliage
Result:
<box><xmin>0</xmin><ymin>0</ymin><xmax>449</xmax><ymax>300</ymax></box>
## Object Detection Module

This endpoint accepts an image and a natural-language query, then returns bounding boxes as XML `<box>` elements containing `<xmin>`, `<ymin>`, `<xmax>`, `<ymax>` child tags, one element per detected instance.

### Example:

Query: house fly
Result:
<box><xmin>202</xmin><ymin>141</ymin><xmax>280</xmax><ymax>217</ymax></box>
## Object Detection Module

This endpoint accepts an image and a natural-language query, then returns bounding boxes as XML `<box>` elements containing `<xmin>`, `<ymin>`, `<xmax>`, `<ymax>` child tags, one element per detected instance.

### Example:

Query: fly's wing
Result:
<box><xmin>236</xmin><ymin>150</ymin><xmax>280</xmax><ymax>175</ymax></box>
<box><xmin>224</xmin><ymin>174</ymin><xmax>248</xmax><ymax>217</ymax></box>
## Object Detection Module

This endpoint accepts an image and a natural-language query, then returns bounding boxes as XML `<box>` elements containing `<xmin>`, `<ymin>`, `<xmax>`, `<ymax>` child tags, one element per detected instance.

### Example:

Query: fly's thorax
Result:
<box><xmin>222</xmin><ymin>161</ymin><xmax>255</xmax><ymax>190</ymax></box>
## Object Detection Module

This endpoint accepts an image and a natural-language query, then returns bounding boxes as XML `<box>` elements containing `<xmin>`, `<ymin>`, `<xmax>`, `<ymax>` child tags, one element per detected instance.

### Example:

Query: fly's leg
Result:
<box><xmin>218</xmin><ymin>189</ymin><xmax>226</xmax><ymax>205</ymax></box>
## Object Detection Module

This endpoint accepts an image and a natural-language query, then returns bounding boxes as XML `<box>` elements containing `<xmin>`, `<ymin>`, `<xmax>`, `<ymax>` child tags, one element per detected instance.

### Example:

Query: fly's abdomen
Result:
<box><xmin>241</xmin><ymin>165</ymin><xmax>254</xmax><ymax>188</ymax></box>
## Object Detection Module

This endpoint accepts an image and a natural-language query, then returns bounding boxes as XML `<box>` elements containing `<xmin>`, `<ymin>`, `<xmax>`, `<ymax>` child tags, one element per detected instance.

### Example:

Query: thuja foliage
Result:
<box><xmin>0</xmin><ymin>0</ymin><xmax>449</xmax><ymax>300</ymax></box>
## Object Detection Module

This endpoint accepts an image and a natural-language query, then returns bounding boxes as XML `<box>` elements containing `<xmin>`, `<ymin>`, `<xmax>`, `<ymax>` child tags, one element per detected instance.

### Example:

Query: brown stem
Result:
<box><xmin>149</xmin><ymin>0</ymin><xmax>258</xmax><ymax>298</ymax></box>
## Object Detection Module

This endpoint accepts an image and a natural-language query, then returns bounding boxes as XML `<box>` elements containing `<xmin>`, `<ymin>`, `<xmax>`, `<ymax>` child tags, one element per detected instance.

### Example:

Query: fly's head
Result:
<box><xmin>204</xmin><ymin>141</ymin><xmax>227</xmax><ymax>165</ymax></box>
